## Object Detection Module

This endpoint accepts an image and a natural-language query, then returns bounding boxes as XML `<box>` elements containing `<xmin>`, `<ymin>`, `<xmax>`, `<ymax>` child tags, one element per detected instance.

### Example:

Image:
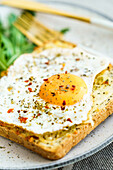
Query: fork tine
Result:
<box><xmin>14</xmin><ymin>12</ymin><xmax>62</xmax><ymax>46</ymax></box>
<box><xmin>15</xmin><ymin>21</ymin><xmax>55</xmax><ymax>45</ymax></box>
<box><xmin>22</xmin><ymin>12</ymin><xmax>62</xmax><ymax>37</ymax></box>
<box><xmin>19</xmin><ymin>13</ymin><xmax>59</xmax><ymax>42</ymax></box>
<box><xmin>15</xmin><ymin>20</ymin><xmax>50</xmax><ymax>44</ymax></box>
<box><xmin>21</xmin><ymin>13</ymin><xmax>53</xmax><ymax>33</ymax></box>
<box><xmin>14</xmin><ymin>22</ymin><xmax>44</xmax><ymax>46</ymax></box>
<box><xmin>16</xmin><ymin>17</ymin><xmax>30</xmax><ymax>30</ymax></box>
<box><xmin>17</xmin><ymin>19</ymin><xmax>53</xmax><ymax>43</ymax></box>
<box><xmin>20</xmin><ymin>13</ymin><xmax>33</xmax><ymax>25</ymax></box>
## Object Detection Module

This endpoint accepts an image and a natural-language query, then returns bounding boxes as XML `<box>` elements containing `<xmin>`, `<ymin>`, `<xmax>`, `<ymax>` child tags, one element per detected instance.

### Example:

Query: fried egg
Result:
<box><xmin>0</xmin><ymin>47</ymin><xmax>109</xmax><ymax>134</ymax></box>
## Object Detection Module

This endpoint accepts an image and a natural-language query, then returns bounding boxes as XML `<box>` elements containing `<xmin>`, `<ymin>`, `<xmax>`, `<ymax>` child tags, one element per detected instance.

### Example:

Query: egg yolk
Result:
<box><xmin>39</xmin><ymin>73</ymin><xmax>87</xmax><ymax>106</ymax></box>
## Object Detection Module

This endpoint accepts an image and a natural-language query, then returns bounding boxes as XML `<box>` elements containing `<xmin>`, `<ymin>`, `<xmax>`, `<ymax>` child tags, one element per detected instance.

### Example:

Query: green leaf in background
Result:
<box><xmin>0</xmin><ymin>13</ymin><xmax>36</xmax><ymax>73</ymax></box>
<box><xmin>60</xmin><ymin>27</ymin><xmax>70</xmax><ymax>34</ymax></box>
<box><xmin>0</xmin><ymin>11</ymin><xmax>70</xmax><ymax>73</ymax></box>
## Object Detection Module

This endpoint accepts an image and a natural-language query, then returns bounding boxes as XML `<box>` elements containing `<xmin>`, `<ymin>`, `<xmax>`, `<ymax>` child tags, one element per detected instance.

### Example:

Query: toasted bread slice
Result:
<box><xmin>0</xmin><ymin>41</ymin><xmax>113</xmax><ymax>160</ymax></box>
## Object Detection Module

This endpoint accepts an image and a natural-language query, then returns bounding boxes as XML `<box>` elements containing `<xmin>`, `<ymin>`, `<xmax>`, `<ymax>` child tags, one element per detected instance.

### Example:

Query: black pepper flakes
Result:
<box><xmin>51</xmin><ymin>92</ymin><xmax>56</xmax><ymax>96</ymax></box>
<box><xmin>61</xmin><ymin>106</ymin><xmax>65</xmax><ymax>110</ymax></box>
<box><xmin>65</xmin><ymin>85</ymin><xmax>70</xmax><ymax>89</ymax></box>
<box><xmin>57</xmin><ymin>74</ymin><xmax>60</xmax><ymax>79</ymax></box>
<box><xmin>29</xmin><ymin>76</ymin><xmax>34</xmax><ymax>81</ymax></box>
<box><xmin>59</xmin><ymin>85</ymin><xmax>63</xmax><ymax>89</ymax></box>
<box><xmin>62</xmin><ymin>100</ymin><xmax>66</xmax><ymax>106</ymax></box>
<box><xmin>27</xmin><ymin>82</ymin><xmax>32</xmax><ymax>86</ymax></box>
<box><xmin>23</xmin><ymin>110</ymin><xmax>27</xmax><ymax>113</ymax></box>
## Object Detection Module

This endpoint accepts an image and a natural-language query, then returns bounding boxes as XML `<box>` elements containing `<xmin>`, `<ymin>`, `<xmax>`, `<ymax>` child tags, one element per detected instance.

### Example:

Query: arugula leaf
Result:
<box><xmin>0</xmin><ymin>12</ymin><xmax>69</xmax><ymax>73</ymax></box>
<box><xmin>0</xmin><ymin>20</ymin><xmax>5</xmax><ymax>33</ymax></box>
<box><xmin>60</xmin><ymin>27</ymin><xmax>70</xmax><ymax>34</ymax></box>
<box><xmin>0</xmin><ymin>13</ymin><xmax>36</xmax><ymax>72</ymax></box>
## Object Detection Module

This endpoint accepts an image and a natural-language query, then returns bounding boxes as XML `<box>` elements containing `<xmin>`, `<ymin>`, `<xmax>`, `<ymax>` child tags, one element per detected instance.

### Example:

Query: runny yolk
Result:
<box><xmin>39</xmin><ymin>73</ymin><xmax>88</xmax><ymax>106</ymax></box>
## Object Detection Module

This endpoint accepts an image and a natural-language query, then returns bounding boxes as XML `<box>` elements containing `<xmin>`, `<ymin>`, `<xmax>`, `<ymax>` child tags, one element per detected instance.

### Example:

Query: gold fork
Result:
<box><xmin>2</xmin><ymin>0</ymin><xmax>113</xmax><ymax>31</ymax></box>
<box><xmin>14</xmin><ymin>12</ymin><xmax>63</xmax><ymax>46</ymax></box>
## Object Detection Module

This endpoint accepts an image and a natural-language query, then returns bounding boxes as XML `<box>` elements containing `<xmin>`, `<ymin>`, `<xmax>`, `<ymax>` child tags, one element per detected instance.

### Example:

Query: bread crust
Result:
<box><xmin>0</xmin><ymin>99</ymin><xmax>113</xmax><ymax>160</ymax></box>
<box><xmin>0</xmin><ymin>42</ymin><xmax>113</xmax><ymax>160</ymax></box>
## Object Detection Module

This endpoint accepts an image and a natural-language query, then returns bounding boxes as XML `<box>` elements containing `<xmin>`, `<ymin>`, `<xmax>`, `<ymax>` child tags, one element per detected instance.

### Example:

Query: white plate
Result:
<box><xmin>0</xmin><ymin>1</ymin><xmax>113</xmax><ymax>169</ymax></box>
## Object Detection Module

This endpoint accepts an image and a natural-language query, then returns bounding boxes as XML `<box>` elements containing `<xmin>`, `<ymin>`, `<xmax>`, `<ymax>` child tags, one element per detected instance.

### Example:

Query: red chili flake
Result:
<box><xmin>33</xmin><ymin>113</ymin><xmax>41</xmax><ymax>118</ymax></box>
<box><xmin>53</xmin><ymin>107</ymin><xmax>56</xmax><ymax>109</ymax></box>
<box><xmin>57</xmin><ymin>74</ymin><xmax>60</xmax><ymax>79</ymax></box>
<box><xmin>59</xmin><ymin>85</ymin><xmax>63</xmax><ymax>89</ymax></box>
<box><xmin>45</xmin><ymin>61</ymin><xmax>49</xmax><ymax>65</ymax></box>
<box><xmin>37</xmin><ymin>113</ymin><xmax>41</xmax><ymax>116</ymax></box>
<box><xmin>76</xmin><ymin>58</ymin><xmax>80</xmax><ymax>61</ymax></box>
<box><xmin>33</xmin><ymin>114</ymin><xmax>36</xmax><ymax>118</ymax></box>
<box><xmin>65</xmin><ymin>71</ymin><xmax>68</xmax><ymax>74</ymax></box>
<box><xmin>45</xmin><ymin>106</ymin><xmax>49</xmax><ymax>109</ymax></box>
<box><xmin>71</xmin><ymin>85</ymin><xmax>76</xmax><ymax>90</ymax></box>
<box><xmin>18</xmin><ymin>117</ymin><xmax>28</xmax><ymax>123</ymax></box>
<box><xmin>43</xmin><ymin>78</ymin><xmax>48</xmax><ymax>82</ymax></box>
<box><xmin>7</xmin><ymin>108</ymin><xmax>14</xmax><ymax>113</ymax></box>
<box><xmin>17</xmin><ymin>110</ymin><xmax>20</xmax><ymax>113</ymax></box>
<box><xmin>28</xmin><ymin>88</ymin><xmax>33</xmax><ymax>92</ymax></box>
<box><xmin>24</xmin><ymin>80</ymin><xmax>29</xmax><ymax>83</ymax></box>
<box><xmin>61</xmin><ymin>106</ymin><xmax>65</xmax><ymax>110</ymax></box>
<box><xmin>28</xmin><ymin>82</ymin><xmax>32</xmax><ymax>86</ymax></box>
<box><xmin>62</xmin><ymin>100</ymin><xmax>66</xmax><ymax>106</ymax></box>
<box><xmin>67</xmin><ymin>118</ymin><xmax>72</xmax><ymax>123</ymax></box>
<box><xmin>103</xmin><ymin>79</ymin><xmax>109</xmax><ymax>85</ymax></box>
<box><xmin>72</xmin><ymin>85</ymin><xmax>76</xmax><ymax>88</ymax></box>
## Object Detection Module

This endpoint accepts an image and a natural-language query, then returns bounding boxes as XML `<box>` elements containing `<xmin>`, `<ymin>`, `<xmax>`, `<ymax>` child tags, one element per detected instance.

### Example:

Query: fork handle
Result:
<box><xmin>1</xmin><ymin>0</ymin><xmax>113</xmax><ymax>31</ymax></box>
<box><xmin>1</xmin><ymin>0</ymin><xmax>90</xmax><ymax>22</ymax></box>
<box><xmin>91</xmin><ymin>18</ymin><xmax>113</xmax><ymax>30</ymax></box>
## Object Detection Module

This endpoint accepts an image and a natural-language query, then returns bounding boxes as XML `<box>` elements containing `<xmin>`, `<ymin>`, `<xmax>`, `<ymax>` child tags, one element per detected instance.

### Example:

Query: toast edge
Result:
<box><xmin>0</xmin><ymin>99</ymin><xmax>113</xmax><ymax>160</ymax></box>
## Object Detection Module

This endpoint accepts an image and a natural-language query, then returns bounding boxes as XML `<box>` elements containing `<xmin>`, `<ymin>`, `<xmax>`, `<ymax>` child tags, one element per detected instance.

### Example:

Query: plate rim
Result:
<box><xmin>1</xmin><ymin>133</ymin><xmax>113</xmax><ymax>170</ymax></box>
<box><xmin>0</xmin><ymin>0</ymin><xmax>113</xmax><ymax>169</ymax></box>
<box><xmin>40</xmin><ymin>0</ymin><xmax>113</xmax><ymax>21</ymax></box>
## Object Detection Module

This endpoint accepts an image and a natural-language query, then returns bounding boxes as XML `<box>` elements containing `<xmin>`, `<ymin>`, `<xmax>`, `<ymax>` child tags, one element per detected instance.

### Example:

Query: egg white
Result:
<box><xmin>0</xmin><ymin>47</ymin><xmax>109</xmax><ymax>134</ymax></box>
